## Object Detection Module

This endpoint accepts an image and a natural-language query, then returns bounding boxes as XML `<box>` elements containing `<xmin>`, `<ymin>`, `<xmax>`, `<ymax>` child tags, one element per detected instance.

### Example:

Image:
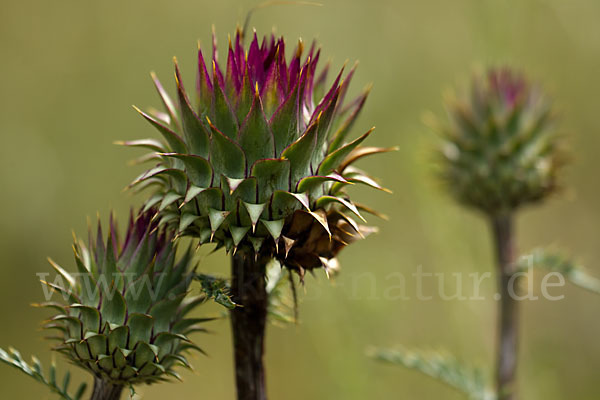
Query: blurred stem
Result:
<box><xmin>90</xmin><ymin>377</ymin><xmax>123</xmax><ymax>400</ymax></box>
<box><xmin>230</xmin><ymin>252</ymin><xmax>269</xmax><ymax>400</ymax></box>
<box><xmin>491</xmin><ymin>214</ymin><xmax>519</xmax><ymax>400</ymax></box>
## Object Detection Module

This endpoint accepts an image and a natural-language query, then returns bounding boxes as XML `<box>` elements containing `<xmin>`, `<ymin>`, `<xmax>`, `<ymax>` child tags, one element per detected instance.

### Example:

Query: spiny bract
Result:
<box><xmin>39</xmin><ymin>210</ymin><xmax>210</xmax><ymax>385</ymax></box>
<box><xmin>433</xmin><ymin>67</ymin><xmax>563</xmax><ymax>215</ymax></box>
<box><xmin>122</xmin><ymin>28</ymin><xmax>393</xmax><ymax>274</ymax></box>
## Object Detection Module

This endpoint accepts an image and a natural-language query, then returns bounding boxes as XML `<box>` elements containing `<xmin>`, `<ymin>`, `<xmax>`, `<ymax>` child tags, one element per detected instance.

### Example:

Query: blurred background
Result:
<box><xmin>1</xmin><ymin>0</ymin><xmax>599</xmax><ymax>398</ymax></box>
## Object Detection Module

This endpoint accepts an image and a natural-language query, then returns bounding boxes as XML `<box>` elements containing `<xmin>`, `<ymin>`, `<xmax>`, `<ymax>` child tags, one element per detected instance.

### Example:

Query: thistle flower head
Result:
<box><xmin>435</xmin><ymin>67</ymin><xmax>563</xmax><ymax>215</ymax></box>
<box><xmin>123</xmin><ymin>28</ymin><xmax>393</xmax><ymax>274</ymax></box>
<box><xmin>39</xmin><ymin>210</ymin><xmax>208</xmax><ymax>385</ymax></box>
<box><xmin>486</xmin><ymin>68</ymin><xmax>526</xmax><ymax>107</ymax></box>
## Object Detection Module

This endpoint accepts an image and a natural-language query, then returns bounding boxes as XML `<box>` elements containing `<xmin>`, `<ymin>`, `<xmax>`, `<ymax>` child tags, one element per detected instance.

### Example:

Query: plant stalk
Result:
<box><xmin>230</xmin><ymin>252</ymin><xmax>269</xmax><ymax>400</ymax></box>
<box><xmin>491</xmin><ymin>214</ymin><xmax>519</xmax><ymax>400</ymax></box>
<box><xmin>90</xmin><ymin>377</ymin><xmax>123</xmax><ymax>400</ymax></box>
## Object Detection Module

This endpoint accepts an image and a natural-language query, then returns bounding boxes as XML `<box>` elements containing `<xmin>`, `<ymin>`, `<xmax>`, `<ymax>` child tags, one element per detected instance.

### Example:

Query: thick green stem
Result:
<box><xmin>491</xmin><ymin>214</ymin><xmax>519</xmax><ymax>400</ymax></box>
<box><xmin>230</xmin><ymin>252</ymin><xmax>269</xmax><ymax>400</ymax></box>
<box><xmin>90</xmin><ymin>377</ymin><xmax>123</xmax><ymax>400</ymax></box>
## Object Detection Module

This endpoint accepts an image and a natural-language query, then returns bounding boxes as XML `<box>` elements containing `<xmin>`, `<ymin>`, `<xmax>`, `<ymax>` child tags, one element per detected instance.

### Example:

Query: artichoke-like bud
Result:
<box><xmin>122</xmin><ymin>29</ymin><xmax>393</xmax><ymax>273</ymax></box>
<box><xmin>433</xmin><ymin>67</ymin><xmax>563</xmax><ymax>215</ymax></box>
<box><xmin>39</xmin><ymin>210</ymin><xmax>208</xmax><ymax>385</ymax></box>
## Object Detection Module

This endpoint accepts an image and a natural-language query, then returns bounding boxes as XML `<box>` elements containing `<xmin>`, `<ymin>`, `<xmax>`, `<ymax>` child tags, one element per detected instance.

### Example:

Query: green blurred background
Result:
<box><xmin>1</xmin><ymin>0</ymin><xmax>599</xmax><ymax>398</ymax></box>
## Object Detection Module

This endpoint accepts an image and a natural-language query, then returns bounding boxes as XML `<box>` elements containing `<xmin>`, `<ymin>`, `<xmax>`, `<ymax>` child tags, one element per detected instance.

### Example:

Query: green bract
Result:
<box><xmin>39</xmin><ymin>210</ymin><xmax>210</xmax><ymax>385</ymax></box>
<box><xmin>434</xmin><ymin>68</ymin><xmax>563</xmax><ymax>215</ymax></box>
<box><xmin>122</xmin><ymin>29</ymin><xmax>393</xmax><ymax>273</ymax></box>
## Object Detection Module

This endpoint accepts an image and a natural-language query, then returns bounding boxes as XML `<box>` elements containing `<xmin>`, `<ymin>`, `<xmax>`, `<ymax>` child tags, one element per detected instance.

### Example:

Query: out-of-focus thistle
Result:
<box><xmin>430</xmin><ymin>67</ymin><xmax>566</xmax><ymax>400</ymax></box>
<box><xmin>121</xmin><ymin>28</ymin><xmax>393</xmax><ymax>276</ymax></box>
<box><xmin>37</xmin><ymin>210</ymin><xmax>211</xmax><ymax>399</ymax></box>
<box><xmin>432</xmin><ymin>67</ymin><xmax>563</xmax><ymax>215</ymax></box>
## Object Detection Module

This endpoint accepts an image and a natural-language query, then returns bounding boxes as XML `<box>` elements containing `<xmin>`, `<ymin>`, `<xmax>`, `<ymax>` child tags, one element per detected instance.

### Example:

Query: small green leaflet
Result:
<box><xmin>0</xmin><ymin>347</ymin><xmax>87</xmax><ymax>400</ymax></box>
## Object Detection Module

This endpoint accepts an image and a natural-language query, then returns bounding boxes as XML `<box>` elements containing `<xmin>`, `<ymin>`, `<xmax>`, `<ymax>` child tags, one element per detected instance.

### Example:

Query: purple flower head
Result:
<box><xmin>192</xmin><ymin>28</ymin><xmax>349</xmax><ymax>136</ymax></box>
<box><xmin>90</xmin><ymin>209</ymin><xmax>172</xmax><ymax>273</ymax></box>
<box><xmin>487</xmin><ymin>67</ymin><xmax>527</xmax><ymax>108</ymax></box>
<box><xmin>124</xmin><ymin>27</ymin><xmax>392</xmax><ymax>264</ymax></box>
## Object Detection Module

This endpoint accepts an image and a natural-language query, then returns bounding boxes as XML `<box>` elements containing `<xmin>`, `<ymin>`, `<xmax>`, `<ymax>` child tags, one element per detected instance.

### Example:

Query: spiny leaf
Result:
<box><xmin>174</xmin><ymin>60</ymin><xmax>210</xmax><ymax>158</ymax></box>
<box><xmin>261</xmin><ymin>219</ymin><xmax>285</xmax><ymax>242</ymax></box>
<box><xmin>207</xmin><ymin>119</ymin><xmax>246</xmax><ymax>179</ymax></box>
<box><xmin>127</xmin><ymin>313</ymin><xmax>154</xmax><ymax>345</ymax></box>
<box><xmin>239</xmin><ymin>86</ymin><xmax>276</xmax><ymax>168</ymax></box>
<box><xmin>250</xmin><ymin>158</ymin><xmax>291</xmax><ymax>202</ymax></box>
<box><xmin>297</xmin><ymin>173</ymin><xmax>347</xmax><ymax>193</ymax></box>
<box><xmin>114</xmin><ymin>139</ymin><xmax>167</xmax><ymax>153</ymax></box>
<box><xmin>212</xmin><ymin>61</ymin><xmax>239</xmax><ymax>139</ymax></box>
<box><xmin>47</xmin><ymin>258</ymin><xmax>77</xmax><ymax>290</ymax></box>
<box><xmin>179</xmin><ymin>213</ymin><xmax>200</xmax><ymax>233</ymax></box>
<box><xmin>332</xmin><ymin>168</ymin><xmax>391</xmax><ymax>194</ymax></box>
<box><xmin>160</xmin><ymin>153</ymin><xmax>213</xmax><ymax>188</ymax></box>
<box><xmin>150</xmin><ymin>71</ymin><xmax>180</xmax><ymax>131</ymax></box>
<box><xmin>517</xmin><ymin>249</ymin><xmax>600</xmax><ymax>295</ymax></box>
<box><xmin>100</xmin><ymin>289</ymin><xmax>127</xmax><ymax>326</ymax></box>
<box><xmin>149</xmin><ymin>293</ymin><xmax>186</xmax><ymax>334</ymax></box>
<box><xmin>281</xmin><ymin>120</ymin><xmax>318</xmax><ymax>184</ymax></box>
<box><xmin>230</xmin><ymin>225</ymin><xmax>250</xmax><ymax>246</ymax></box>
<box><xmin>339</xmin><ymin>146</ymin><xmax>399</xmax><ymax>172</ymax></box>
<box><xmin>316</xmin><ymin>195</ymin><xmax>366</xmax><ymax>222</ymax></box>
<box><xmin>368</xmin><ymin>347</ymin><xmax>495</xmax><ymax>400</ymax></box>
<box><xmin>328</xmin><ymin>86</ymin><xmax>371</xmax><ymax>151</ymax></box>
<box><xmin>312</xmin><ymin>87</ymin><xmax>340</xmax><ymax>168</ymax></box>
<box><xmin>208</xmin><ymin>208</ymin><xmax>230</xmax><ymax>234</ymax></box>
<box><xmin>354</xmin><ymin>202</ymin><xmax>389</xmax><ymax>220</ymax></box>
<box><xmin>184</xmin><ymin>185</ymin><xmax>206</xmax><ymax>205</ymax></box>
<box><xmin>133</xmin><ymin>106</ymin><xmax>186</xmax><ymax>154</ymax></box>
<box><xmin>195</xmin><ymin>274</ymin><xmax>238</xmax><ymax>309</ymax></box>
<box><xmin>318</xmin><ymin>127</ymin><xmax>374</xmax><ymax>175</ymax></box>
<box><xmin>69</xmin><ymin>304</ymin><xmax>100</xmax><ymax>334</ymax></box>
<box><xmin>270</xmin><ymin>64</ymin><xmax>303</xmax><ymax>155</ymax></box>
<box><xmin>196</xmin><ymin>47</ymin><xmax>213</xmax><ymax>114</ymax></box>
<box><xmin>0</xmin><ymin>347</ymin><xmax>88</xmax><ymax>400</ymax></box>
<box><xmin>243</xmin><ymin>202</ymin><xmax>267</xmax><ymax>231</ymax></box>
<box><xmin>249</xmin><ymin>236</ymin><xmax>265</xmax><ymax>254</ymax></box>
